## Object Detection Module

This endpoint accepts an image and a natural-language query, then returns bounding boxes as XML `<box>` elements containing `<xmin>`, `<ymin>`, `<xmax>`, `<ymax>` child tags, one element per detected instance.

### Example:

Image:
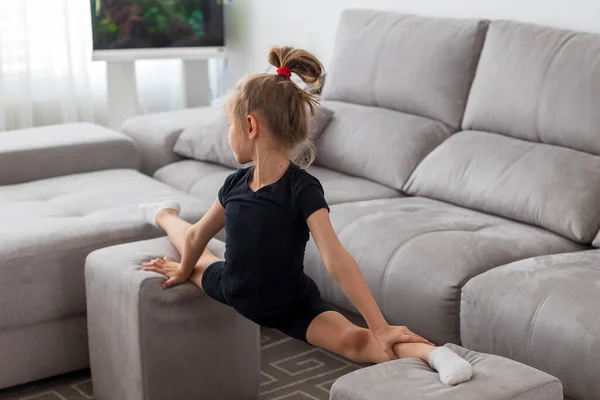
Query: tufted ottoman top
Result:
<box><xmin>0</xmin><ymin>169</ymin><xmax>211</xmax><ymax>332</ymax></box>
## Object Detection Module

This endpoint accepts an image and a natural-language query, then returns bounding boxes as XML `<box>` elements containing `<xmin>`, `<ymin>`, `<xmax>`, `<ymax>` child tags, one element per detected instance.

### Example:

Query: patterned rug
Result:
<box><xmin>0</xmin><ymin>328</ymin><xmax>363</xmax><ymax>400</ymax></box>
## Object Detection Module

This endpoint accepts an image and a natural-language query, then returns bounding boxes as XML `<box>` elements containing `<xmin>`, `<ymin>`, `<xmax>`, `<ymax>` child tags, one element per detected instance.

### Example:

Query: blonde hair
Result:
<box><xmin>226</xmin><ymin>46</ymin><xmax>324</xmax><ymax>169</ymax></box>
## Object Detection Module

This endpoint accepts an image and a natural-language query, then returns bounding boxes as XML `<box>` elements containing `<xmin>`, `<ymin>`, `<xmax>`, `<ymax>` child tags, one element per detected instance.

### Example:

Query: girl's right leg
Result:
<box><xmin>306</xmin><ymin>311</ymin><xmax>433</xmax><ymax>364</ymax></box>
<box><xmin>151</xmin><ymin>208</ymin><xmax>223</xmax><ymax>289</ymax></box>
<box><xmin>307</xmin><ymin>311</ymin><xmax>473</xmax><ymax>385</ymax></box>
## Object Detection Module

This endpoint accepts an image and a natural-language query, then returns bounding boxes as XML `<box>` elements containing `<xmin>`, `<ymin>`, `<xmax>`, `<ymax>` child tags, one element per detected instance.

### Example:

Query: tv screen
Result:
<box><xmin>90</xmin><ymin>0</ymin><xmax>225</xmax><ymax>51</ymax></box>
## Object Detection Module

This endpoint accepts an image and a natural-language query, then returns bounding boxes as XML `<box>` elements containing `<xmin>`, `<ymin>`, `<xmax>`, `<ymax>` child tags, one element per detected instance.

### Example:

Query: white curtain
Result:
<box><xmin>0</xmin><ymin>0</ymin><xmax>108</xmax><ymax>131</ymax></box>
<box><xmin>0</xmin><ymin>0</ymin><xmax>228</xmax><ymax>132</ymax></box>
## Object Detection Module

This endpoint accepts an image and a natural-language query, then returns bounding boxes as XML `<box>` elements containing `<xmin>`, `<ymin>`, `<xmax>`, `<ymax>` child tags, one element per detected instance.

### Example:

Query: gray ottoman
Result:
<box><xmin>85</xmin><ymin>237</ymin><xmax>260</xmax><ymax>400</ymax></box>
<box><xmin>331</xmin><ymin>344</ymin><xmax>562</xmax><ymax>400</ymax></box>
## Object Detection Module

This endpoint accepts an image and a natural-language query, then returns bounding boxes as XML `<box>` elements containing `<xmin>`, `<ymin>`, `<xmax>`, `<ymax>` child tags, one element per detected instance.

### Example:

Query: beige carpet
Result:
<box><xmin>0</xmin><ymin>327</ymin><xmax>362</xmax><ymax>400</ymax></box>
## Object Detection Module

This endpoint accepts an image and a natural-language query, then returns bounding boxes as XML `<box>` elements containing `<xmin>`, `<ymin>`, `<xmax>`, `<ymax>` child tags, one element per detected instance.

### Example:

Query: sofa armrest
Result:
<box><xmin>0</xmin><ymin>122</ymin><xmax>138</xmax><ymax>186</ymax></box>
<box><xmin>120</xmin><ymin>108</ymin><xmax>202</xmax><ymax>176</ymax></box>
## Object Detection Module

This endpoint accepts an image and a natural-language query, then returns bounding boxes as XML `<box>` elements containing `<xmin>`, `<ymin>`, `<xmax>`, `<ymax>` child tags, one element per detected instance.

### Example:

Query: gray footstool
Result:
<box><xmin>85</xmin><ymin>237</ymin><xmax>260</xmax><ymax>400</ymax></box>
<box><xmin>331</xmin><ymin>344</ymin><xmax>562</xmax><ymax>400</ymax></box>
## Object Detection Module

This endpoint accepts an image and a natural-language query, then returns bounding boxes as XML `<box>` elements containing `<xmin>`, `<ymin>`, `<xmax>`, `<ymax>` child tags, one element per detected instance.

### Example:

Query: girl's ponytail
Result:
<box><xmin>226</xmin><ymin>46</ymin><xmax>325</xmax><ymax>169</ymax></box>
<box><xmin>267</xmin><ymin>46</ymin><xmax>323</xmax><ymax>118</ymax></box>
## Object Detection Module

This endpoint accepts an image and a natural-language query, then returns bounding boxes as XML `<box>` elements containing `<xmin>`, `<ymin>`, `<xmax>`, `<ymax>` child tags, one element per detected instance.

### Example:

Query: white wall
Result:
<box><xmin>224</xmin><ymin>0</ymin><xmax>600</xmax><ymax>83</ymax></box>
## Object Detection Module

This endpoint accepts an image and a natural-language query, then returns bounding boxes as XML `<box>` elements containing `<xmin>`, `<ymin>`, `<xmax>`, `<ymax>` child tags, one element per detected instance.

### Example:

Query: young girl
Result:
<box><xmin>139</xmin><ymin>47</ymin><xmax>473</xmax><ymax>385</ymax></box>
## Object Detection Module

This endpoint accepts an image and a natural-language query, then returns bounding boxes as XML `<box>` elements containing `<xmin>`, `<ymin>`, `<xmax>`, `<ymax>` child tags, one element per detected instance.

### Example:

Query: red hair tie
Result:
<box><xmin>276</xmin><ymin>67</ymin><xmax>292</xmax><ymax>78</ymax></box>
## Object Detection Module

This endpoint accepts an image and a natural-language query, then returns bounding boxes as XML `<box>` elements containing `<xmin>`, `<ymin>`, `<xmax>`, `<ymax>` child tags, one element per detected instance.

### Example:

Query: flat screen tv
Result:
<box><xmin>91</xmin><ymin>0</ymin><xmax>226</xmax><ymax>61</ymax></box>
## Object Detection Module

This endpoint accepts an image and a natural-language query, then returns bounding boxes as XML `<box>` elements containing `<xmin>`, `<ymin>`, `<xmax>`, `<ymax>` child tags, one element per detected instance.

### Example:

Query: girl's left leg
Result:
<box><xmin>306</xmin><ymin>311</ymin><xmax>473</xmax><ymax>385</ymax></box>
<box><xmin>140</xmin><ymin>203</ymin><xmax>222</xmax><ymax>289</ymax></box>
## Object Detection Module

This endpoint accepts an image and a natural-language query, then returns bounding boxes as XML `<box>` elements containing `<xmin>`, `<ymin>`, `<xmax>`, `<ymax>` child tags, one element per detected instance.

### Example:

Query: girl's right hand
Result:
<box><xmin>372</xmin><ymin>325</ymin><xmax>434</xmax><ymax>360</ymax></box>
<box><xmin>141</xmin><ymin>257</ymin><xmax>191</xmax><ymax>289</ymax></box>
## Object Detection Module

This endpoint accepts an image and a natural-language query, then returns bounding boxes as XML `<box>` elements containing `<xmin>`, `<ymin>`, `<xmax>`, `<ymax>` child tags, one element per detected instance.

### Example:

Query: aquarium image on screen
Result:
<box><xmin>91</xmin><ymin>0</ymin><xmax>225</xmax><ymax>50</ymax></box>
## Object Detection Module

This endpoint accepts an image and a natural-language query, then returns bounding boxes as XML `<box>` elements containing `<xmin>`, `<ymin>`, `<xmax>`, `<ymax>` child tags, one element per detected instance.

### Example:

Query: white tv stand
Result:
<box><xmin>94</xmin><ymin>47</ymin><xmax>226</xmax><ymax>129</ymax></box>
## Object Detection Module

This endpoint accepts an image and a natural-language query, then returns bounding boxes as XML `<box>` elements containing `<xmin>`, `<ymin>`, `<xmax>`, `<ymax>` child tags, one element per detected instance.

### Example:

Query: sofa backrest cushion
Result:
<box><xmin>464</xmin><ymin>20</ymin><xmax>600</xmax><ymax>155</ymax></box>
<box><xmin>173</xmin><ymin>106</ymin><xmax>334</xmax><ymax>169</ymax></box>
<box><xmin>407</xmin><ymin>20</ymin><xmax>600</xmax><ymax>244</ymax></box>
<box><xmin>323</xmin><ymin>9</ymin><xmax>489</xmax><ymax>129</ymax></box>
<box><xmin>173</xmin><ymin>107</ymin><xmax>239</xmax><ymax>168</ymax></box>
<box><xmin>316</xmin><ymin>100</ymin><xmax>453</xmax><ymax>191</ymax></box>
<box><xmin>404</xmin><ymin>131</ymin><xmax>600</xmax><ymax>243</ymax></box>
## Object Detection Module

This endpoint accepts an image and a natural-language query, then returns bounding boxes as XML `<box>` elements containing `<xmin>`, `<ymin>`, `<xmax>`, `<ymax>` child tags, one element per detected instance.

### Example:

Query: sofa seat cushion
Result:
<box><xmin>405</xmin><ymin>131</ymin><xmax>600</xmax><ymax>243</ymax></box>
<box><xmin>0</xmin><ymin>169</ymin><xmax>209</xmax><ymax>332</ymax></box>
<box><xmin>309</xmin><ymin>166</ymin><xmax>401</xmax><ymax>204</ymax></box>
<box><xmin>154</xmin><ymin>160</ymin><xmax>234</xmax><ymax>204</ymax></box>
<box><xmin>316</xmin><ymin>101</ymin><xmax>453</xmax><ymax>191</ymax></box>
<box><xmin>461</xmin><ymin>250</ymin><xmax>600</xmax><ymax>400</ymax></box>
<box><xmin>324</xmin><ymin>9</ymin><xmax>488</xmax><ymax>129</ymax></box>
<box><xmin>154</xmin><ymin>160</ymin><xmax>401</xmax><ymax>205</ymax></box>
<box><xmin>303</xmin><ymin>197</ymin><xmax>583</xmax><ymax>345</ymax></box>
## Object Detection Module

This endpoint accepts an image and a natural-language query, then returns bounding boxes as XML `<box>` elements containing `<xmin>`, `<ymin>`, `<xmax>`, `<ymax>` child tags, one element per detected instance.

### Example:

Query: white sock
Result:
<box><xmin>139</xmin><ymin>200</ymin><xmax>181</xmax><ymax>227</ymax></box>
<box><xmin>429</xmin><ymin>346</ymin><xmax>474</xmax><ymax>385</ymax></box>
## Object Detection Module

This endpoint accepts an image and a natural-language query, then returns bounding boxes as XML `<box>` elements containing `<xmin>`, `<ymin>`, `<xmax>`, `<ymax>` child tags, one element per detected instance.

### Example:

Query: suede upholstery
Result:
<box><xmin>86</xmin><ymin>238</ymin><xmax>259</xmax><ymax>400</ymax></box>
<box><xmin>405</xmin><ymin>131</ymin><xmax>600</xmax><ymax>243</ymax></box>
<box><xmin>308</xmin><ymin>166</ymin><xmax>401</xmax><ymax>204</ymax></box>
<box><xmin>461</xmin><ymin>250</ymin><xmax>600</xmax><ymax>400</ymax></box>
<box><xmin>0</xmin><ymin>317</ymin><xmax>89</xmax><ymax>390</ymax></box>
<box><xmin>464</xmin><ymin>21</ymin><xmax>600</xmax><ymax>156</ymax></box>
<box><xmin>324</xmin><ymin>9</ymin><xmax>488</xmax><ymax>128</ymax></box>
<box><xmin>120</xmin><ymin>108</ymin><xmax>202</xmax><ymax>175</ymax></box>
<box><xmin>172</xmin><ymin>107</ymin><xmax>240</xmax><ymax>169</ymax></box>
<box><xmin>303</xmin><ymin>197</ymin><xmax>583</xmax><ymax>345</ymax></box>
<box><xmin>330</xmin><ymin>344</ymin><xmax>563</xmax><ymax>400</ymax></box>
<box><xmin>153</xmin><ymin>159</ymin><xmax>234</xmax><ymax>203</ymax></box>
<box><xmin>153</xmin><ymin>159</ymin><xmax>401</xmax><ymax>206</ymax></box>
<box><xmin>316</xmin><ymin>101</ymin><xmax>453</xmax><ymax>190</ymax></box>
<box><xmin>0</xmin><ymin>169</ymin><xmax>208</xmax><ymax>333</ymax></box>
<box><xmin>173</xmin><ymin>106</ymin><xmax>334</xmax><ymax>169</ymax></box>
<box><xmin>0</xmin><ymin>123</ymin><xmax>138</xmax><ymax>185</ymax></box>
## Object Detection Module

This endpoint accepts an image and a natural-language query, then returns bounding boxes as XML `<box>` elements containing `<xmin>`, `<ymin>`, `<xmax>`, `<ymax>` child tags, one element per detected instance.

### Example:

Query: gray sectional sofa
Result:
<box><xmin>1</xmin><ymin>8</ymin><xmax>599</xmax><ymax>400</ymax></box>
<box><xmin>0</xmin><ymin>123</ymin><xmax>211</xmax><ymax>389</ymax></box>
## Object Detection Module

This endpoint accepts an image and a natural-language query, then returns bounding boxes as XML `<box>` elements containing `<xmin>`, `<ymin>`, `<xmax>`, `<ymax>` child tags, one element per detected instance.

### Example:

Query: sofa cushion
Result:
<box><xmin>121</xmin><ymin>108</ymin><xmax>203</xmax><ymax>175</ymax></box>
<box><xmin>464</xmin><ymin>21</ymin><xmax>600</xmax><ymax>156</ymax></box>
<box><xmin>405</xmin><ymin>131</ymin><xmax>600</xmax><ymax>243</ymax></box>
<box><xmin>461</xmin><ymin>250</ymin><xmax>600</xmax><ymax>400</ymax></box>
<box><xmin>303</xmin><ymin>197</ymin><xmax>583</xmax><ymax>345</ymax></box>
<box><xmin>173</xmin><ymin>106</ymin><xmax>334</xmax><ymax>169</ymax></box>
<box><xmin>316</xmin><ymin>101</ymin><xmax>453</xmax><ymax>191</ymax></box>
<box><xmin>309</xmin><ymin>166</ymin><xmax>401</xmax><ymax>204</ymax></box>
<box><xmin>0</xmin><ymin>123</ymin><xmax>138</xmax><ymax>186</ymax></box>
<box><xmin>0</xmin><ymin>316</ymin><xmax>89</xmax><ymax>390</ymax></box>
<box><xmin>172</xmin><ymin>107</ymin><xmax>237</xmax><ymax>168</ymax></box>
<box><xmin>0</xmin><ymin>169</ymin><xmax>209</xmax><ymax>332</ymax></box>
<box><xmin>331</xmin><ymin>344</ymin><xmax>563</xmax><ymax>400</ymax></box>
<box><xmin>85</xmin><ymin>238</ymin><xmax>259</xmax><ymax>400</ymax></box>
<box><xmin>323</xmin><ymin>9</ymin><xmax>488</xmax><ymax>129</ymax></box>
<box><xmin>154</xmin><ymin>160</ymin><xmax>401</xmax><ymax>205</ymax></box>
<box><xmin>154</xmin><ymin>160</ymin><xmax>234</xmax><ymax>204</ymax></box>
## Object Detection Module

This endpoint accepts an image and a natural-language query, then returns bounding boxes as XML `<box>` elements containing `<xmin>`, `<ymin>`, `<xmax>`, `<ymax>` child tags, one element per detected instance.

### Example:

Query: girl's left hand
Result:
<box><xmin>371</xmin><ymin>325</ymin><xmax>435</xmax><ymax>360</ymax></box>
<box><xmin>141</xmin><ymin>256</ymin><xmax>190</xmax><ymax>289</ymax></box>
